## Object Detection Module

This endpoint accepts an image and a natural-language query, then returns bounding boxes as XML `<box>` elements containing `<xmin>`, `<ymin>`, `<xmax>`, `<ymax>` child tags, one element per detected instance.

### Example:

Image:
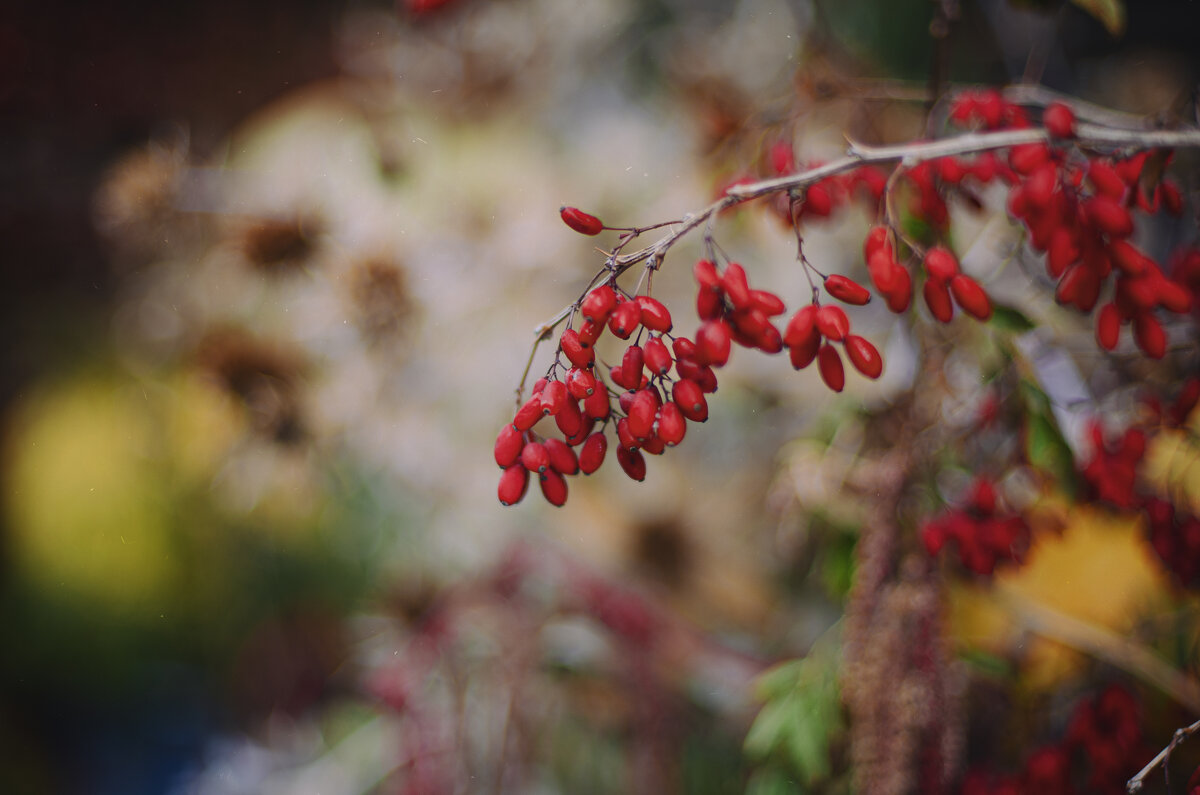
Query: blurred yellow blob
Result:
<box><xmin>1141</xmin><ymin>425</ymin><xmax>1200</xmax><ymax>517</ymax></box>
<box><xmin>949</xmin><ymin>496</ymin><xmax>1170</xmax><ymax>690</ymax></box>
<box><xmin>2</xmin><ymin>373</ymin><xmax>243</xmax><ymax>617</ymax></box>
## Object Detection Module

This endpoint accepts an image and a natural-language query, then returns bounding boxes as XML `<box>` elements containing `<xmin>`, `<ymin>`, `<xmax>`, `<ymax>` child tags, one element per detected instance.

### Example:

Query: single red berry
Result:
<box><xmin>560</xmin><ymin>328</ymin><xmax>594</xmax><ymax>369</ymax></box>
<box><xmin>581</xmin><ymin>285</ymin><xmax>617</xmax><ymax>324</ymax></box>
<box><xmin>863</xmin><ymin>225</ymin><xmax>892</xmax><ymax>263</ymax></box>
<box><xmin>579</xmin><ymin>432</ymin><xmax>608</xmax><ymax>474</ymax></box>
<box><xmin>1009</xmin><ymin>142</ymin><xmax>1051</xmax><ymax>175</ymax></box>
<box><xmin>824</xmin><ymin>274</ymin><xmax>872</xmax><ymax>305</ymax></box>
<box><xmin>641</xmin><ymin>434</ymin><xmax>666</xmax><ymax>455</ymax></box>
<box><xmin>1046</xmin><ymin>227</ymin><xmax>1080</xmax><ymax>278</ymax></box>
<box><xmin>923</xmin><ymin>246</ymin><xmax>960</xmax><ymax>281</ymax></box>
<box><xmin>923</xmin><ymin>278</ymin><xmax>954</xmax><ymax>323</ymax></box>
<box><xmin>804</xmin><ymin>182</ymin><xmax>834</xmax><ymax>216</ymax></box>
<box><xmin>635</xmin><ymin>296</ymin><xmax>673</xmax><ymax>333</ymax></box>
<box><xmin>566</xmin><ymin>367</ymin><xmax>597</xmax><ymax>399</ymax></box>
<box><xmin>578</xmin><ymin>319</ymin><xmax>604</xmax><ymax>347</ymax></box>
<box><xmin>815</xmin><ymin>305</ymin><xmax>850</xmax><ymax>341</ymax></box>
<box><xmin>783</xmin><ymin>304</ymin><xmax>818</xmax><ymax>348</ymax></box>
<box><xmin>949</xmin><ymin>274</ymin><xmax>992</xmax><ymax>320</ymax></box>
<box><xmin>844</xmin><ymin>334</ymin><xmax>883</xmax><ymax>379</ymax></box>
<box><xmin>671</xmin><ymin>336</ymin><xmax>700</xmax><ymax>363</ymax></box>
<box><xmin>643</xmin><ymin>337</ymin><xmax>673</xmax><ymax>376</ymax></box>
<box><xmin>495</xmin><ymin>424</ymin><xmax>525</xmax><ymax>468</ymax></box>
<box><xmin>817</xmin><ymin>344</ymin><xmax>845</xmax><ymax>392</ymax></box>
<box><xmin>564</xmin><ymin>415</ymin><xmax>595</xmax><ymax>446</ymax></box>
<box><xmin>521</xmin><ymin>441</ymin><xmax>551</xmax><ymax>474</ymax></box>
<box><xmin>656</xmin><ymin>402</ymin><xmax>686</xmax><ymax>446</ymax></box>
<box><xmin>693</xmin><ymin>259</ymin><xmax>722</xmax><ymax>291</ymax></box>
<box><xmin>788</xmin><ymin>334</ymin><xmax>820</xmax><ymax>370</ymax></box>
<box><xmin>539</xmin><ymin>469</ymin><xmax>568</xmax><ymax>506</ymax></box>
<box><xmin>560</xmin><ymin>206</ymin><xmax>604</xmax><ymax>236</ymax></box>
<box><xmin>1085</xmin><ymin>196</ymin><xmax>1134</xmax><ymax>239</ymax></box>
<box><xmin>608</xmin><ymin>300</ymin><xmax>642</xmax><ymax>339</ymax></box>
<box><xmin>616</xmin><ymin>446</ymin><xmax>647</xmax><ymax>482</ymax></box>
<box><xmin>749</xmin><ymin>289</ymin><xmax>786</xmax><ymax>316</ymax></box>
<box><xmin>696</xmin><ymin>319</ymin><xmax>733</xmax><ymax>366</ymax></box>
<box><xmin>544</xmin><ymin>438</ymin><xmax>579</xmax><ymax>475</ymax></box>
<box><xmin>1133</xmin><ymin>312</ymin><xmax>1166</xmax><ymax>359</ymax></box>
<box><xmin>1043</xmin><ymin>102</ymin><xmax>1076</xmax><ymax>138</ymax></box>
<box><xmin>721</xmin><ymin>263</ymin><xmax>752</xmax><ymax>309</ymax></box>
<box><xmin>627</xmin><ymin>388</ymin><xmax>659</xmax><ymax>441</ymax></box>
<box><xmin>554</xmin><ymin>396</ymin><xmax>583</xmax><ymax>438</ymax></box>
<box><xmin>616</xmin><ymin>417</ymin><xmax>641</xmax><ymax>451</ymax></box>
<box><xmin>539</xmin><ymin>380</ymin><xmax>569</xmax><ymax>416</ymax></box>
<box><xmin>513</xmin><ymin>396</ymin><xmax>544</xmax><ymax>431</ymax></box>
<box><xmin>675</xmin><ymin>359</ymin><xmax>718</xmax><ymax>392</ymax></box>
<box><xmin>583</xmin><ymin>385</ymin><xmax>611</xmax><ymax>420</ymax></box>
<box><xmin>1109</xmin><ymin>240</ymin><xmax>1151</xmax><ymax>277</ymax></box>
<box><xmin>672</xmin><ymin>379</ymin><xmax>708</xmax><ymax>422</ymax></box>
<box><xmin>1096</xmin><ymin>303</ymin><xmax>1122</xmax><ymax>350</ymax></box>
<box><xmin>619</xmin><ymin>345</ymin><xmax>645</xmax><ymax>388</ymax></box>
<box><xmin>498</xmin><ymin>464</ymin><xmax>530</xmax><ymax>506</ymax></box>
<box><xmin>1087</xmin><ymin>159</ymin><xmax>1126</xmax><ymax>198</ymax></box>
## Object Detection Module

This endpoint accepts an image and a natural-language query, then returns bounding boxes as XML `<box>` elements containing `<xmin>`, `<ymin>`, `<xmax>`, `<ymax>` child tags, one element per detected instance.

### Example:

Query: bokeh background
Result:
<box><xmin>4</xmin><ymin>0</ymin><xmax>1200</xmax><ymax>793</ymax></box>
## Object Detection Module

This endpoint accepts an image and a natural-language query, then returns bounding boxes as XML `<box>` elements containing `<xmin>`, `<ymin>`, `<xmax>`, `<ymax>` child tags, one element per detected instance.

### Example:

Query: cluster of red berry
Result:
<box><xmin>1081</xmin><ymin>381</ymin><xmax>1200</xmax><ymax>588</ymax></box>
<box><xmin>919</xmin><ymin>477</ymin><xmax>1031</xmax><ymax>576</ymax></box>
<box><xmin>951</xmin><ymin>91</ymin><xmax>1191</xmax><ymax>356</ymax></box>
<box><xmin>959</xmin><ymin>684</ymin><xmax>1149</xmax><ymax>795</ymax></box>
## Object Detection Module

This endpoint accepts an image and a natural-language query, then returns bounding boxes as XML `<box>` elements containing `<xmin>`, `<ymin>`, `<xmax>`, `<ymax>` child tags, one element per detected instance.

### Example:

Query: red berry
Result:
<box><xmin>721</xmin><ymin>263</ymin><xmax>752</xmax><ymax>309</ymax></box>
<box><xmin>643</xmin><ymin>337</ymin><xmax>673</xmax><ymax>376</ymax></box>
<box><xmin>672</xmin><ymin>379</ymin><xmax>708</xmax><ymax>422</ymax></box>
<box><xmin>581</xmin><ymin>285</ymin><xmax>617</xmax><ymax>324</ymax></box>
<box><xmin>539</xmin><ymin>380</ymin><xmax>569</xmax><ymax>416</ymax></box>
<box><xmin>635</xmin><ymin>296</ymin><xmax>673</xmax><ymax>333</ymax></box>
<box><xmin>949</xmin><ymin>274</ymin><xmax>992</xmax><ymax>321</ymax></box>
<box><xmin>788</xmin><ymin>334</ymin><xmax>820</xmax><ymax>370</ymax></box>
<box><xmin>923</xmin><ymin>278</ymin><xmax>954</xmax><ymax>323</ymax></box>
<box><xmin>619</xmin><ymin>345</ymin><xmax>645</xmax><ymax>388</ymax></box>
<box><xmin>560</xmin><ymin>328</ymin><xmax>594</xmax><ymax>368</ymax></box>
<box><xmin>696</xmin><ymin>319</ymin><xmax>733</xmax><ymax>366</ymax></box>
<box><xmin>513</xmin><ymin>396</ymin><xmax>544</xmax><ymax>431</ymax></box>
<box><xmin>783</xmin><ymin>305</ymin><xmax>818</xmax><ymax>348</ymax></box>
<box><xmin>579</xmin><ymin>432</ymin><xmax>608</xmax><ymax>474</ymax></box>
<box><xmin>1043</xmin><ymin>102</ymin><xmax>1076</xmax><ymax>138</ymax></box>
<box><xmin>817</xmin><ymin>344</ymin><xmax>845</xmax><ymax>392</ymax></box>
<box><xmin>616</xmin><ymin>417</ymin><xmax>641</xmax><ymax>451</ymax></box>
<box><xmin>1096</xmin><ymin>303</ymin><xmax>1122</xmax><ymax>351</ymax></box>
<box><xmin>696</xmin><ymin>288</ymin><xmax>723</xmax><ymax>320</ymax></box>
<box><xmin>863</xmin><ymin>225</ymin><xmax>892</xmax><ymax>262</ymax></box>
<box><xmin>544</xmin><ymin>438</ymin><xmax>579</xmax><ymax>475</ymax></box>
<box><xmin>749</xmin><ymin>289</ymin><xmax>786</xmax><ymax>316</ymax></box>
<box><xmin>498</xmin><ymin>464</ymin><xmax>530</xmax><ymax>506</ymax></box>
<box><xmin>521</xmin><ymin>441</ymin><xmax>550</xmax><ymax>474</ymax></box>
<box><xmin>608</xmin><ymin>300</ymin><xmax>642</xmax><ymax>339</ymax></box>
<box><xmin>883</xmin><ymin>267</ymin><xmax>913</xmax><ymax>313</ymax></box>
<box><xmin>1085</xmin><ymin>196</ymin><xmax>1134</xmax><ymax>239</ymax></box>
<box><xmin>656</xmin><ymin>402</ymin><xmax>686</xmax><ymax>446</ymax></box>
<box><xmin>815</xmin><ymin>305</ymin><xmax>850</xmax><ymax>341</ymax></box>
<box><xmin>560</xmin><ymin>206</ymin><xmax>604</xmax><ymax>236</ymax></box>
<box><xmin>554</xmin><ymin>396</ymin><xmax>584</xmax><ymax>438</ymax></box>
<box><xmin>804</xmin><ymin>182</ymin><xmax>834</xmax><ymax>216</ymax></box>
<box><xmin>616</xmin><ymin>446</ymin><xmax>647</xmax><ymax>482</ymax></box>
<box><xmin>844</xmin><ymin>335</ymin><xmax>883</xmax><ymax>379</ymax></box>
<box><xmin>1087</xmin><ymin>160</ymin><xmax>1126</xmax><ymax>198</ymax></box>
<box><xmin>495</xmin><ymin>424</ymin><xmax>525</xmax><ymax>467</ymax></box>
<box><xmin>693</xmin><ymin>259</ymin><xmax>722</xmax><ymax>291</ymax></box>
<box><xmin>539</xmin><ymin>469</ymin><xmax>568</xmax><ymax>506</ymax></box>
<box><xmin>923</xmin><ymin>246</ymin><xmax>960</xmax><ymax>281</ymax></box>
<box><xmin>566</xmin><ymin>367</ymin><xmax>597</xmax><ymax>399</ymax></box>
<box><xmin>627</xmin><ymin>388</ymin><xmax>659</xmax><ymax>441</ymax></box>
<box><xmin>583</xmin><ymin>385</ymin><xmax>611</xmax><ymax>420</ymax></box>
<box><xmin>824</xmin><ymin>274</ymin><xmax>872</xmax><ymax>305</ymax></box>
<box><xmin>578</xmin><ymin>319</ymin><xmax>604</xmax><ymax>347</ymax></box>
<box><xmin>1133</xmin><ymin>312</ymin><xmax>1166</xmax><ymax>359</ymax></box>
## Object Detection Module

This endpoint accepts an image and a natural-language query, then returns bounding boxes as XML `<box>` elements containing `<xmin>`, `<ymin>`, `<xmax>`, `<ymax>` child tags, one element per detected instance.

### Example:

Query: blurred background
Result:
<box><xmin>3</xmin><ymin>0</ymin><xmax>1200</xmax><ymax>793</ymax></box>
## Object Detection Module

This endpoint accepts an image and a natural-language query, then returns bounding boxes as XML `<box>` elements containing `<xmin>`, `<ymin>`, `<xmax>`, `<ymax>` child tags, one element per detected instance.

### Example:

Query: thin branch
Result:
<box><xmin>1126</xmin><ymin>718</ymin><xmax>1200</xmax><ymax>793</ymax></box>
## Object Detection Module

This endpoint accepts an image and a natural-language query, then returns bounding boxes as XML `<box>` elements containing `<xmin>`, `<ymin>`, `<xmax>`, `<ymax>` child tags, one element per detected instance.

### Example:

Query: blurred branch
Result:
<box><xmin>997</xmin><ymin>583</ymin><xmax>1200</xmax><ymax>714</ymax></box>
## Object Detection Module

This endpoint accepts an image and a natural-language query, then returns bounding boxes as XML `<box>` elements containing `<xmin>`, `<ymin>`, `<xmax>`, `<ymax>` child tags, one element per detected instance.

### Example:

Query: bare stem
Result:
<box><xmin>1126</xmin><ymin>718</ymin><xmax>1200</xmax><ymax>793</ymax></box>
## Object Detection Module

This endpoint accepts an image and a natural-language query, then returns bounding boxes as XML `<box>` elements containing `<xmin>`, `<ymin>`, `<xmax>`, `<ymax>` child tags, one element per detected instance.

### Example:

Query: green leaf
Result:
<box><xmin>755</xmin><ymin>660</ymin><xmax>805</xmax><ymax>701</ymax></box>
<box><xmin>1070</xmin><ymin>0</ymin><xmax>1126</xmax><ymax>36</ymax></box>
<box><xmin>744</xmin><ymin>695</ymin><xmax>795</xmax><ymax>761</ymax></box>
<box><xmin>959</xmin><ymin>648</ymin><xmax>1016</xmax><ymax>678</ymax></box>
<box><xmin>988</xmin><ymin>304</ymin><xmax>1035</xmax><ymax>333</ymax></box>
<box><xmin>1020</xmin><ymin>379</ymin><xmax>1079</xmax><ymax>497</ymax></box>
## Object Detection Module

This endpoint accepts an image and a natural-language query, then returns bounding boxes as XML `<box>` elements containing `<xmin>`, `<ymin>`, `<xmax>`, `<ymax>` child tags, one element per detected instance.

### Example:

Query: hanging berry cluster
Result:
<box><xmin>920</xmin><ymin>477</ymin><xmax>1031</xmax><ymax>577</ymax></box>
<box><xmin>497</xmin><ymin>89</ymin><xmax>1200</xmax><ymax>507</ymax></box>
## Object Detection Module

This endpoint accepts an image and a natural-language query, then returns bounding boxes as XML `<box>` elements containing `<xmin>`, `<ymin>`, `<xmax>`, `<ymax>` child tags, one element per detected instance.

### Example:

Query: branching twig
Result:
<box><xmin>1126</xmin><ymin>718</ymin><xmax>1200</xmax><ymax>793</ymax></box>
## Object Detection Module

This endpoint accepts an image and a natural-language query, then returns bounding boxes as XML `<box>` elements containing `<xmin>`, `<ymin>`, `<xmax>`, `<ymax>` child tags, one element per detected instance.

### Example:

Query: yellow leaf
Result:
<box><xmin>1070</xmin><ymin>0</ymin><xmax>1126</xmax><ymax>37</ymax></box>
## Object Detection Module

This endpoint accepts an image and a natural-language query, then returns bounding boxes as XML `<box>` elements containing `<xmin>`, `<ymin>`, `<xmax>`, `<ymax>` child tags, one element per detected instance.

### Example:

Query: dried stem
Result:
<box><xmin>1126</xmin><ymin>718</ymin><xmax>1200</xmax><ymax>793</ymax></box>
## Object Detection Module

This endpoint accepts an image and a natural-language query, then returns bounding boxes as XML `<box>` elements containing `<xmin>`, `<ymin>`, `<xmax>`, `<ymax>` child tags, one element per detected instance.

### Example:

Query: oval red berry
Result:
<box><xmin>560</xmin><ymin>206</ymin><xmax>604</xmax><ymax>236</ymax></box>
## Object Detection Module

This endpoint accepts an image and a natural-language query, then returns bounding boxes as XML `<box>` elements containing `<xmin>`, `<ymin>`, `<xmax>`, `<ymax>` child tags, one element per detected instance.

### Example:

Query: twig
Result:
<box><xmin>1126</xmin><ymin>718</ymin><xmax>1200</xmax><ymax>793</ymax></box>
